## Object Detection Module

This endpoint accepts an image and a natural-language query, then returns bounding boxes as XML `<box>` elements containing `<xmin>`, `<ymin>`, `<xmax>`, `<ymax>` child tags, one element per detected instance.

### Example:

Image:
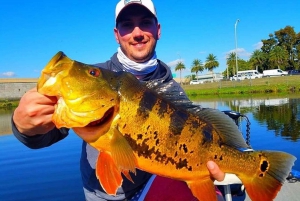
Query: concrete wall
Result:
<box><xmin>0</xmin><ymin>82</ymin><xmax>37</xmax><ymax>100</ymax></box>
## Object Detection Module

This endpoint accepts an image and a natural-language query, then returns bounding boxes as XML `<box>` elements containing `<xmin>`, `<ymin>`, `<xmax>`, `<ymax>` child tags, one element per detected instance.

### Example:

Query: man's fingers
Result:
<box><xmin>207</xmin><ymin>161</ymin><xmax>225</xmax><ymax>182</ymax></box>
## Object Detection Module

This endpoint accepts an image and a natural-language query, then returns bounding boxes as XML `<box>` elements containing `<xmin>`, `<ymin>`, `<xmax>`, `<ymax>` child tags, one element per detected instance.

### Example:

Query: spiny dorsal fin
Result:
<box><xmin>197</xmin><ymin>108</ymin><xmax>250</xmax><ymax>149</ymax></box>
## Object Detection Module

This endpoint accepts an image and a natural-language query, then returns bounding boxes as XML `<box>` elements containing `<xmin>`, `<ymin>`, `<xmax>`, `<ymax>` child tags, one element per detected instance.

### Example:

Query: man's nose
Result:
<box><xmin>132</xmin><ymin>26</ymin><xmax>144</xmax><ymax>39</ymax></box>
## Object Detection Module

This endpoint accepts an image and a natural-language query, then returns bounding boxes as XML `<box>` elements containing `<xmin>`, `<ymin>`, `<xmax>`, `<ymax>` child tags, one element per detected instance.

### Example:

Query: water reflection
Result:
<box><xmin>0</xmin><ymin>108</ymin><xmax>14</xmax><ymax>135</ymax></box>
<box><xmin>192</xmin><ymin>95</ymin><xmax>300</xmax><ymax>142</ymax></box>
<box><xmin>253</xmin><ymin>98</ymin><xmax>300</xmax><ymax>142</ymax></box>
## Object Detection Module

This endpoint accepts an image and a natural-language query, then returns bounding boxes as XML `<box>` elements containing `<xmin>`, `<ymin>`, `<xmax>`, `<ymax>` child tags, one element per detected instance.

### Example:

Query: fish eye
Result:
<box><xmin>88</xmin><ymin>68</ymin><xmax>100</xmax><ymax>77</ymax></box>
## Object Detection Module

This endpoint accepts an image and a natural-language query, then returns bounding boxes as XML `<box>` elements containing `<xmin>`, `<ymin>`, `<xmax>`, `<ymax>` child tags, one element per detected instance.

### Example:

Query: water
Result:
<box><xmin>0</xmin><ymin>121</ymin><xmax>85</xmax><ymax>200</ymax></box>
<box><xmin>1</xmin><ymin>95</ymin><xmax>300</xmax><ymax>200</ymax></box>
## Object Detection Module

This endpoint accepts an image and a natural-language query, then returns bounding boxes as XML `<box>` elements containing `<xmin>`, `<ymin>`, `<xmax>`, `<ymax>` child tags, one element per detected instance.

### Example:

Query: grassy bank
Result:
<box><xmin>183</xmin><ymin>76</ymin><xmax>300</xmax><ymax>96</ymax></box>
<box><xmin>0</xmin><ymin>100</ymin><xmax>19</xmax><ymax>109</ymax></box>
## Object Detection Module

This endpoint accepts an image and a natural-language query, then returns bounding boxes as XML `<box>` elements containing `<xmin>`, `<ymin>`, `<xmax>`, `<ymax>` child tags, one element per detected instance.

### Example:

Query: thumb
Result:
<box><xmin>207</xmin><ymin>161</ymin><xmax>225</xmax><ymax>182</ymax></box>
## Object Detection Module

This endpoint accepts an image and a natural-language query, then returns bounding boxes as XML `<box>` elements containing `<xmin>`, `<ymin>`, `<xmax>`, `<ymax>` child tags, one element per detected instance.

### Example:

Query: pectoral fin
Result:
<box><xmin>96</xmin><ymin>151</ymin><xmax>123</xmax><ymax>195</ymax></box>
<box><xmin>95</xmin><ymin>125</ymin><xmax>136</xmax><ymax>195</ymax></box>
<box><xmin>94</xmin><ymin>115</ymin><xmax>137</xmax><ymax>194</ymax></box>
<box><xmin>122</xmin><ymin>170</ymin><xmax>134</xmax><ymax>183</ymax></box>
<box><xmin>188</xmin><ymin>177</ymin><xmax>218</xmax><ymax>201</ymax></box>
<box><xmin>110</xmin><ymin>126</ymin><xmax>137</xmax><ymax>177</ymax></box>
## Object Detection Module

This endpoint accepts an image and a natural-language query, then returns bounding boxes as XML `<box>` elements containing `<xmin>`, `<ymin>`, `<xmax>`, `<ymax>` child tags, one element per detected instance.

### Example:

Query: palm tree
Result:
<box><xmin>175</xmin><ymin>61</ymin><xmax>186</xmax><ymax>84</ymax></box>
<box><xmin>250</xmin><ymin>50</ymin><xmax>265</xmax><ymax>71</ymax></box>
<box><xmin>269</xmin><ymin>46</ymin><xmax>289</xmax><ymax>69</ymax></box>
<box><xmin>205</xmin><ymin>54</ymin><xmax>219</xmax><ymax>78</ymax></box>
<box><xmin>226</xmin><ymin>52</ymin><xmax>237</xmax><ymax>77</ymax></box>
<box><xmin>191</xmin><ymin>59</ymin><xmax>204</xmax><ymax>80</ymax></box>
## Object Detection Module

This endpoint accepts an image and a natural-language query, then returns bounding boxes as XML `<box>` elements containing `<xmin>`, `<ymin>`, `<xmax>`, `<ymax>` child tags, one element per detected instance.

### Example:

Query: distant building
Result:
<box><xmin>0</xmin><ymin>78</ymin><xmax>37</xmax><ymax>99</ymax></box>
<box><xmin>195</xmin><ymin>73</ymin><xmax>224</xmax><ymax>83</ymax></box>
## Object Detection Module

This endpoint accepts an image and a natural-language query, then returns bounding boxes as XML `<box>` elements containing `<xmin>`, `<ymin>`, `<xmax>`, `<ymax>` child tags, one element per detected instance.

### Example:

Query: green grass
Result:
<box><xmin>0</xmin><ymin>100</ymin><xmax>19</xmax><ymax>109</ymax></box>
<box><xmin>183</xmin><ymin>76</ymin><xmax>300</xmax><ymax>96</ymax></box>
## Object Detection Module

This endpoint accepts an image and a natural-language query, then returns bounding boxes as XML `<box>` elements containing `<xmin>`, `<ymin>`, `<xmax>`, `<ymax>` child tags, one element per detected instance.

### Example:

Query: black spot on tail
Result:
<box><xmin>260</xmin><ymin>160</ymin><xmax>269</xmax><ymax>172</ymax></box>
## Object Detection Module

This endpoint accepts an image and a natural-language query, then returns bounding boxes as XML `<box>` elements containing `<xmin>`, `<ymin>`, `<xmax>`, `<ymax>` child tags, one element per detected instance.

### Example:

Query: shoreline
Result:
<box><xmin>183</xmin><ymin>76</ymin><xmax>300</xmax><ymax>96</ymax></box>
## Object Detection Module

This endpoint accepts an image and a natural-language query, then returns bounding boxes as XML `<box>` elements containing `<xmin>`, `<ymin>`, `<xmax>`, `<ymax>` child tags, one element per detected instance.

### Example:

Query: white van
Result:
<box><xmin>263</xmin><ymin>69</ymin><xmax>288</xmax><ymax>77</ymax></box>
<box><xmin>237</xmin><ymin>70</ymin><xmax>263</xmax><ymax>79</ymax></box>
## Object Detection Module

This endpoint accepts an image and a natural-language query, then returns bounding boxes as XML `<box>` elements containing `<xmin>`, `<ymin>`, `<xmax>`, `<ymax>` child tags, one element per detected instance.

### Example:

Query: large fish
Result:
<box><xmin>37</xmin><ymin>51</ymin><xmax>296</xmax><ymax>201</ymax></box>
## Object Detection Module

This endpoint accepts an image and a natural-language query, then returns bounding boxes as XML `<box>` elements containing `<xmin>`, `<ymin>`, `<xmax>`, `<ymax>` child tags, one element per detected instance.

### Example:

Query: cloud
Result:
<box><xmin>167</xmin><ymin>59</ymin><xmax>184</xmax><ymax>67</ymax></box>
<box><xmin>253</xmin><ymin>41</ymin><xmax>263</xmax><ymax>50</ymax></box>
<box><xmin>1</xmin><ymin>71</ymin><xmax>16</xmax><ymax>77</ymax></box>
<box><xmin>224</xmin><ymin>48</ymin><xmax>251</xmax><ymax>59</ymax></box>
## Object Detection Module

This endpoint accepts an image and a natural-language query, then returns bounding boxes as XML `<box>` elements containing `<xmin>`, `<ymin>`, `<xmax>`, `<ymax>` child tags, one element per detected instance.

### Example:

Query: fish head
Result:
<box><xmin>38</xmin><ymin>51</ymin><xmax>120</xmax><ymax>142</ymax></box>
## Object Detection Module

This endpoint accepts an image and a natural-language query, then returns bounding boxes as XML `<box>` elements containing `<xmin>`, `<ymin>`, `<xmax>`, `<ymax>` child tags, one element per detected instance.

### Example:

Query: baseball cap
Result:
<box><xmin>115</xmin><ymin>0</ymin><xmax>157</xmax><ymax>23</ymax></box>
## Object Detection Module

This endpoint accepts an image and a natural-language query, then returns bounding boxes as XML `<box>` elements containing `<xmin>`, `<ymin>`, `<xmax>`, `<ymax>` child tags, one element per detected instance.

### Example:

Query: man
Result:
<box><xmin>12</xmin><ymin>0</ymin><xmax>225</xmax><ymax>200</ymax></box>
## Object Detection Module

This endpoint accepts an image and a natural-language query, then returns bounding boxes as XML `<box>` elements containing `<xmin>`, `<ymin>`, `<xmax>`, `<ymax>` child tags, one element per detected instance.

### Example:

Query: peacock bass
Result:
<box><xmin>37</xmin><ymin>51</ymin><xmax>296</xmax><ymax>201</ymax></box>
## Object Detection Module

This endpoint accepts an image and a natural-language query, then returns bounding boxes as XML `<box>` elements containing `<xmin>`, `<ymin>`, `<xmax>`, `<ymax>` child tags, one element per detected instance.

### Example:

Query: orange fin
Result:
<box><xmin>110</xmin><ymin>126</ymin><xmax>137</xmax><ymax>176</ymax></box>
<box><xmin>188</xmin><ymin>177</ymin><xmax>218</xmax><ymax>201</ymax></box>
<box><xmin>122</xmin><ymin>170</ymin><xmax>134</xmax><ymax>183</ymax></box>
<box><xmin>96</xmin><ymin>152</ymin><xmax>123</xmax><ymax>195</ymax></box>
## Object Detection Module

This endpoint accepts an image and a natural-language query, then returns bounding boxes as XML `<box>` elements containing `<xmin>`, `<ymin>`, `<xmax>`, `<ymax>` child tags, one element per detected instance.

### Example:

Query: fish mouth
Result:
<box><xmin>85</xmin><ymin>107</ymin><xmax>115</xmax><ymax>127</ymax></box>
<box><xmin>74</xmin><ymin>106</ymin><xmax>117</xmax><ymax>142</ymax></box>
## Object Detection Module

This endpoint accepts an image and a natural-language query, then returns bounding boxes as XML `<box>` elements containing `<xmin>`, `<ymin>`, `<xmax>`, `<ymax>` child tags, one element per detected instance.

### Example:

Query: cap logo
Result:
<box><xmin>124</xmin><ymin>0</ymin><xmax>142</xmax><ymax>5</ymax></box>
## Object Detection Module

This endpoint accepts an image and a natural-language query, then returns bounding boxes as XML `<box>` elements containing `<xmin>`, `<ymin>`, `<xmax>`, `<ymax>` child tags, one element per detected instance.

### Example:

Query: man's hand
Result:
<box><xmin>207</xmin><ymin>161</ymin><xmax>225</xmax><ymax>181</ymax></box>
<box><xmin>13</xmin><ymin>87</ymin><xmax>57</xmax><ymax>136</ymax></box>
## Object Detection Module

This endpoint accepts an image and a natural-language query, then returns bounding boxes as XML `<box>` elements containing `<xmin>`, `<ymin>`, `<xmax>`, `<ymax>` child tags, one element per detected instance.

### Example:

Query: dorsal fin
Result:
<box><xmin>197</xmin><ymin>108</ymin><xmax>250</xmax><ymax>149</ymax></box>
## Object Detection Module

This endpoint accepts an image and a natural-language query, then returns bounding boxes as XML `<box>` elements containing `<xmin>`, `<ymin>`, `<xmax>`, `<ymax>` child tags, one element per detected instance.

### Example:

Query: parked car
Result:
<box><xmin>230</xmin><ymin>75</ymin><xmax>245</xmax><ymax>81</ymax></box>
<box><xmin>288</xmin><ymin>70</ymin><xmax>300</xmax><ymax>75</ymax></box>
<box><xmin>263</xmin><ymin>69</ymin><xmax>288</xmax><ymax>77</ymax></box>
<box><xmin>190</xmin><ymin>80</ymin><xmax>203</xmax><ymax>85</ymax></box>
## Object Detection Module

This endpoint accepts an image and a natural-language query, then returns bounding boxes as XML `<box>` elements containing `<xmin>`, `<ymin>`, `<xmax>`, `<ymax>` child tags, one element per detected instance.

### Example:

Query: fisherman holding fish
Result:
<box><xmin>12</xmin><ymin>0</ymin><xmax>234</xmax><ymax>200</ymax></box>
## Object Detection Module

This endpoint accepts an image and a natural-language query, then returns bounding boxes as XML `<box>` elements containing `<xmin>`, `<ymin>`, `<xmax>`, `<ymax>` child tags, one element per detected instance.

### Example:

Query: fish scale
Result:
<box><xmin>37</xmin><ymin>51</ymin><xmax>296</xmax><ymax>201</ymax></box>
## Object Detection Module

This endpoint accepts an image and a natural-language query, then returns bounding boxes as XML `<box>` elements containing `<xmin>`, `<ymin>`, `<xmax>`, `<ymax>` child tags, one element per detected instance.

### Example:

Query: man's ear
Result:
<box><xmin>114</xmin><ymin>28</ymin><xmax>120</xmax><ymax>44</ymax></box>
<box><xmin>157</xmin><ymin>23</ymin><xmax>161</xmax><ymax>40</ymax></box>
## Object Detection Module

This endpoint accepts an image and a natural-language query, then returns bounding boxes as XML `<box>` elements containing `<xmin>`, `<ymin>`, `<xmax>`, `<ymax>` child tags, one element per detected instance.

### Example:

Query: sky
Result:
<box><xmin>0</xmin><ymin>0</ymin><xmax>299</xmax><ymax>78</ymax></box>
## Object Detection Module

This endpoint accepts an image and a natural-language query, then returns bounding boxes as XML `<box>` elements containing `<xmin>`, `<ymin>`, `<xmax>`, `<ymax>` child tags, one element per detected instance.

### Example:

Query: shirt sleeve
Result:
<box><xmin>11</xmin><ymin>115</ymin><xmax>69</xmax><ymax>149</ymax></box>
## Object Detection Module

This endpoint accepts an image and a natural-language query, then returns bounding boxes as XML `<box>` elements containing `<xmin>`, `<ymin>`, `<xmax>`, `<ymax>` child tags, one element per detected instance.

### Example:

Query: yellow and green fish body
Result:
<box><xmin>38</xmin><ymin>52</ymin><xmax>296</xmax><ymax>201</ymax></box>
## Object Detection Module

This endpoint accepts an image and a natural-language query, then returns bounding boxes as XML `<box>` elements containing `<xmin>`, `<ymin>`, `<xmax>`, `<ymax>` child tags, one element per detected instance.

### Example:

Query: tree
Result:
<box><xmin>260</xmin><ymin>34</ymin><xmax>277</xmax><ymax>70</ymax></box>
<box><xmin>275</xmin><ymin>26</ymin><xmax>298</xmax><ymax>68</ymax></box>
<box><xmin>261</xmin><ymin>34</ymin><xmax>277</xmax><ymax>54</ymax></box>
<box><xmin>260</xmin><ymin>26</ymin><xmax>300</xmax><ymax>70</ymax></box>
<box><xmin>226</xmin><ymin>52</ymin><xmax>237</xmax><ymax>77</ymax></box>
<box><xmin>204</xmin><ymin>54</ymin><xmax>219</xmax><ymax>74</ymax></box>
<box><xmin>296</xmin><ymin>38</ymin><xmax>300</xmax><ymax>70</ymax></box>
<box><xmin>249</xmin><ymin>50</ymin><xmax>266</xmax><ymax>71</ymax></box>
<box><xmin>238</xmin><ymin>59</ymin><xmax>252</xmax><ymax>71</ymax></box>
<box><xmin>269</xmin><ymin>46</ymin><xmax>289</xmax><ymax>69</ymax></box>
<box><xmin>175</xmin><ymin>61</ymin><xmax>186</xmax><ymax>84</ymax></box>
<box><xmin>191</xmin><ymin>59</ymin><xmax>204</xmax><ymax>80</ymax></box>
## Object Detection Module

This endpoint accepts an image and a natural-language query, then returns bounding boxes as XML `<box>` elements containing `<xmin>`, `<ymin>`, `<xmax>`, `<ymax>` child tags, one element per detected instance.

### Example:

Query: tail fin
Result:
<box><xmin>240</xmin><ymin>151</ymin><xmax>296</xmax><ymax>201</ymax></box>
